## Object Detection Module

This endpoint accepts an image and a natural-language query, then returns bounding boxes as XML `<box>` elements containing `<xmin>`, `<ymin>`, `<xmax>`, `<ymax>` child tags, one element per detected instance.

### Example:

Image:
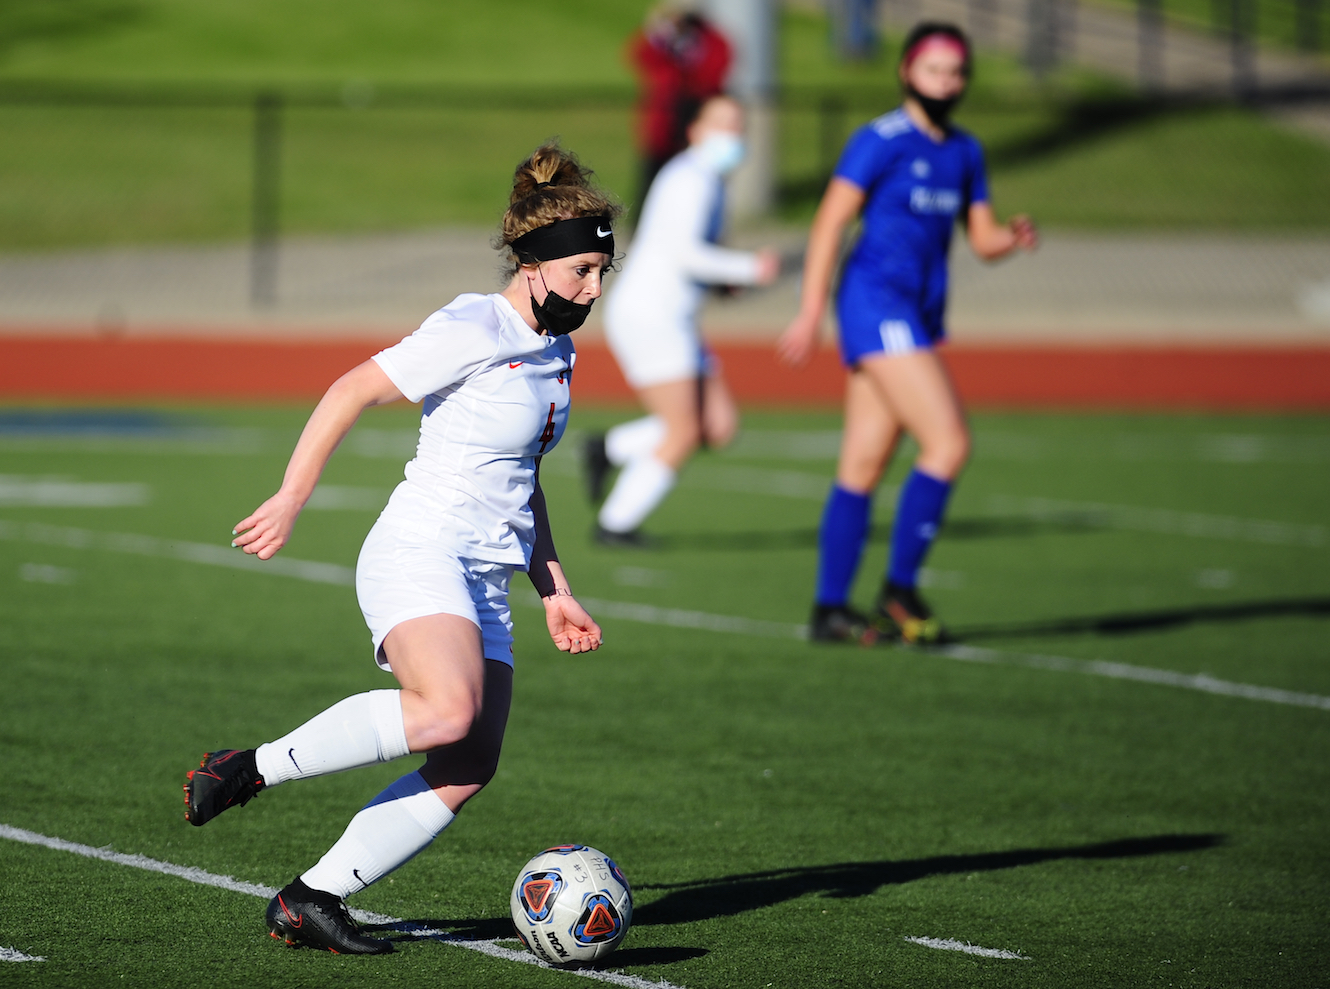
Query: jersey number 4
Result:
<box><xmin>538</xmin><ymin>403</ymin><xmax>557</xmax><ymax>453</ymax></box>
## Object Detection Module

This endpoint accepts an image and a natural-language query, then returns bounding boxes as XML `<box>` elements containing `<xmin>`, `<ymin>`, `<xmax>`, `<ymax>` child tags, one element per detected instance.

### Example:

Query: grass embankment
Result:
<box><xmin>1</xmin><ymin>0</ymin><xmax>1329</xmax><ymax>249</ymax></box>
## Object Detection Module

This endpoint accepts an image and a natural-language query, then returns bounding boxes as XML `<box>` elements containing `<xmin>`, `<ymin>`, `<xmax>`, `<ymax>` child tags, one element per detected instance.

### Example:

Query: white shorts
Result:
<box><xmin>605</xmin><ymin>299</ymin><xmax>710</xmax><ymax>389</ymax></box>
<box><xmin>356</xmin><ymin>517</ymin><xmax>516</xmax><ymax>669</ymax></box>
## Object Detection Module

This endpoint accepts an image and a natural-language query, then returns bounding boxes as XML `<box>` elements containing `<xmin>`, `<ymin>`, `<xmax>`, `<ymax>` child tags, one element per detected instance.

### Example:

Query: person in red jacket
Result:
<box><xmin>628</xmin><ymin>5</ymin><xmax>732</xmax><ymax>208</ymax></box>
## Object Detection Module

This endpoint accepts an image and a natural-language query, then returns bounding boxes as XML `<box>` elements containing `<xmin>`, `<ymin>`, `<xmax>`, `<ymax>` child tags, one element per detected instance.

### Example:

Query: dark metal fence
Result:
<box><xmin>1</xmin><ymin>3</ymin><xmax>1326</xmax><ymax>306</ymax></box>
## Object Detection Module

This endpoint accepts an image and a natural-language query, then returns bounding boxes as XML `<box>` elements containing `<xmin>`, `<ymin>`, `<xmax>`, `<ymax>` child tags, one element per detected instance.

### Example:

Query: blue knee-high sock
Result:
<box><xmin>815</xmin><ymin>484</ymin><xmax>873</xmax><ymax>607</ymax></box>
<box><xmin>887</xmin><ymin>469</ymin><xmax>952</xmax><ymax>589</ymax></box>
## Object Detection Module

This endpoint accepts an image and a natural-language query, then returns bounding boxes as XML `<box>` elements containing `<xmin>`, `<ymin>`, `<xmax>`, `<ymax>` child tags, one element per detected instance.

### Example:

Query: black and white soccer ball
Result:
<box><xmin>509</xmin><ymin>844</ymin><xmax>632</xmax><ymax>965</ymax></box>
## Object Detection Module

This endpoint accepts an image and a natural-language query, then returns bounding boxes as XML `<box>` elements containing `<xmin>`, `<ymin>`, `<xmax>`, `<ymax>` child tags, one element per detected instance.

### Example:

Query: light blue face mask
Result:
<box><xmin>696</xmin><ymin>132</ymin><xmax>746</xmax><ymax>175</ymax></box>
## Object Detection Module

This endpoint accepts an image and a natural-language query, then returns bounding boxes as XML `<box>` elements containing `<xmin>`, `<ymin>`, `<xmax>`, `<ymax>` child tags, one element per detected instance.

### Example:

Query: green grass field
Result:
<box><xmin>1092</xmin><ymin>0</ymin><xmax>1330</xmax><ymax>57</ymax></box>
<box><xmin>0</xmin><ymin>403</ymin><xmax>1328</xmax><ymax>987</ymax></box>
<box><xmin>3</xmin><ymin>2</ymin><xmax>1330</xmax><ymax>249</ymax></box>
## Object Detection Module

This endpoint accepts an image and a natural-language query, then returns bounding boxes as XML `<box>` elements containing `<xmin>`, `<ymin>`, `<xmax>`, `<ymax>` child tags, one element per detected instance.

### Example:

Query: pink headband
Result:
<box><xmin>902</xmin><ymin>34</ymin><xmax>969</xmax><ymax>69</ymax></box>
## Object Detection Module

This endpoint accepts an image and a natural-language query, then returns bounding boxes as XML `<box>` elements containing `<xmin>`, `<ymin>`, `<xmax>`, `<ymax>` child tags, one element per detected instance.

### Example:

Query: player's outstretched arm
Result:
<box><xmin>528</xmin><ymin>465</ymin><xmax>602</xmax><ymax>654</ymax></box>
<box><xmin>966</xmin><ymin>202</ymin><xmax>1038</xmax><ymax>261</ymax></box>
<box><xmin>232</xmin><ymin>360</ymin><xmax>404</xmax><ymax>560</ymax></box>
<box><xmin>777</xmin><ymin>178</ymin><xmax>865</xmax><ymax>367</ymax></box>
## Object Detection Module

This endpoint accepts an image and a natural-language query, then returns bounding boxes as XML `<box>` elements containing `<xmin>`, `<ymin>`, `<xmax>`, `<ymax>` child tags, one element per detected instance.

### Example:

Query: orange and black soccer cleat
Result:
<box><xmin>266</xmin><ymin>879</ymin><xmax>394</xmax><ymax>955</ymax></box>
<box><xmin>183</xmin><ymin>749</ymin><xmax>264</xmax><ymax>826</ymax></box>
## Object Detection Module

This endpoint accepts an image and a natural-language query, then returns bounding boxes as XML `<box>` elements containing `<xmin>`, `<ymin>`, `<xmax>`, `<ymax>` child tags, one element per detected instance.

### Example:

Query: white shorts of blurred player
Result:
<box><xmin>357</xmin><ymin>516</ymin><xmax>515</xmax><ymax>670</ymax></box>
<box><xmin>604</xmin><ymin>301</ymin><xmax>718</xmax><ymax>390</ymax></box>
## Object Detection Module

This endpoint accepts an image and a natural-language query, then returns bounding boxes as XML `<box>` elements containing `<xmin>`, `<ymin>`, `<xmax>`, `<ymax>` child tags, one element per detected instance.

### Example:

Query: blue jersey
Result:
<box><xmin>832</xmin><ymin>108</ymin><xmax>988</xmax><ymax>360</ymax></box>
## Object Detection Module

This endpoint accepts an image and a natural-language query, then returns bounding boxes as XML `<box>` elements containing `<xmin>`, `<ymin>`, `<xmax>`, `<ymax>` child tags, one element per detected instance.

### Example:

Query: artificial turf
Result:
<box><xmin>0</xmin><ymin>404</ymin><xmax>1327</xmax><ymax>988</ymax></box>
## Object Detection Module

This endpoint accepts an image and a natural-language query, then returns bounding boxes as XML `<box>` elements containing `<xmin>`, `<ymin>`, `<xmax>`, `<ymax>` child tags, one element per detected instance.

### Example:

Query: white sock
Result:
<box><xmin>301</xmin><ymin>771</ymin><xmax>455</xmax><ymax>898</ymax></box>
<box><xmin>255</xmin><ymin>689</ymin><xmax>410</xmax><ymax>787</ymax></box>
<box><xmin>605</xmin><ymin>416</ymin><xmax>664</xmax><ymax>466</ymax></box>
<box><xmin>598</xmin><ymin>456</ymin><xmax>676</xmax><ymax>533</ymax></box>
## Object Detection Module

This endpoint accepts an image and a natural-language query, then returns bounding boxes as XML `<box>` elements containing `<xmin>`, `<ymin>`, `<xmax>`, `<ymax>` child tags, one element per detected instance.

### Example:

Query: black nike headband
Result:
<box><xmin>511</xmin><ymin>215</ymin><xmax>615</xmax><ymax>264</ymax></box>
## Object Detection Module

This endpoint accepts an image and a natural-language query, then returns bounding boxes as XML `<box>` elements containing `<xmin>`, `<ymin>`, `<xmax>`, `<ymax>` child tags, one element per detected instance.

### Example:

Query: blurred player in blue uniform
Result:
<box><xmin>778</xmin><ymin>22</ymin><xmax>1037</xmax><ymax>644</ymax></box>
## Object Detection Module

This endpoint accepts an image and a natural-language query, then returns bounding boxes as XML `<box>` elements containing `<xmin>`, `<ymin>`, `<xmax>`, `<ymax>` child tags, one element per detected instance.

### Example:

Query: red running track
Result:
<box><xmin>0</xmin><ymin>336</ymin><xmax>1326</xmax><ymax>409</ymax></box>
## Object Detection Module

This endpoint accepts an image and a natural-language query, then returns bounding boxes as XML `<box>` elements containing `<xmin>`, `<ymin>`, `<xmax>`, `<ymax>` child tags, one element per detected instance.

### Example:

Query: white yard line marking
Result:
<box><xmin>516</xmin><ymin>596</ymin><xmax>1330</xmax><ymax>711</ymax></box>
<box><xmin>0</xmin><ymin>823</ymin><xmax>279</xmax><ymax>898</ymax></box>
<box><xmin>0</xmin><ymin>476</ymin><xmax>148</xmax><ymax>507</ymax></box>
<box><xmin>304</xmin><ymin>485</ymin><xmax>391</xmax><ymax>512</ymax></box>
<box><xmin>572</xmin><ymin>594</ymin><xmax>807</xmax><ymax>641</ymax></box>
<box><xmin>0</xmin><ymin>520</ymin><xmax>355</xmax><ymax>586</ymax></box>
<box><xmin>938</xmin><ymin>645</ymin><xmax>1330</xmax><ymax>711</ymax></box>
<box><xmin>684</xmin><ymin>465</ymin><xmax>833</xmax><ymax>501</ymax></box>
<box><xmin>1</xmin><ymin>946</ymin><xmax>45</xmax><ymax>963</ymax></box>
<box><xmin>904</xmin><ymin>936</ymin><xmax>1029</xmax><ymax>960</ymax></box>
<box><xmin>990</xmin><ymin>494</ymin><xmax>1325</xmax><ymax>548</ymax></box>
<box><xmin>0</xmin><ymin>428</ymin><xmax>265</xmax><ymax>457</ymax></box>
<box><xmin>0</xmin><ymin>824</ymin><xmax>683</xmax><ymax>989</ymax></box>
<box><xmin>4</xmin><ymin>518</ymin><xmax>1324</xmax><ymax>711</ymax></box>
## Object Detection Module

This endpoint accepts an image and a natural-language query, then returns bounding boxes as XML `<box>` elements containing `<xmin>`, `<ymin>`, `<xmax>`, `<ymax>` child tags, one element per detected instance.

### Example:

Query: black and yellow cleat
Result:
<box><xmin>809</xmin><ymin>604</ymin><xmax>883</xmax><ymax>646</ymax></box>
<box><xmin>183</xmin><ymin>749</ymin><xmax>264</xmax><ymax>826</ymax></box>
<box><xmin>266</xmin><ymin>879</ymin><xmax>394</xmax><ymax>955</ymax></box>
<box><xmin>874</xmin><ymin>583</ymin><xmax>951</xmax><ymax>645</ymax></box>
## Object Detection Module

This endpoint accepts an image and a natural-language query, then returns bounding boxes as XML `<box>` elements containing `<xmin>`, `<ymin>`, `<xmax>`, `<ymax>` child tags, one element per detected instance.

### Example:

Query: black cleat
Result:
<box><xmin>183</xmin><ymin>749</ymin><xmax>264</xmax><ymax>826</ymax></box>
<box><xmin>874</xmin><ymin>583</ymin><xmax>951</xmax><ymax>645</ymax></box>
<box><xmin>809</xmin><ymin>604</ymin><xmax>882</xmax><ymax>645</ymax></box>
<box><xmin>266</xmin><ymin>879</ymin><xmax>393</xmax><ymax>955</ymax></box>
<box><xmin>593</xmin><ymin>524</ymin><xmax>654</xmax><ymax>548</ymax></box>
<box><xmin>583</xmin><ymin>433</ymin><xmax>613</xmax><ymax>503</ymax></box>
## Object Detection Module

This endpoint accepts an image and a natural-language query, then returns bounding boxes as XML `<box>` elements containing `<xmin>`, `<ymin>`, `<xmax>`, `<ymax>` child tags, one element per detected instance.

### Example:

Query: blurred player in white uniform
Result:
<box><xmin>586</xmin><ymin>95</ymin><xmax>779</xmax><ymax>544</ymax></box>
<box><xmin>181</xmin><ymin>143</ymin><xmax>613</xmax><ymax>955</ymax></box>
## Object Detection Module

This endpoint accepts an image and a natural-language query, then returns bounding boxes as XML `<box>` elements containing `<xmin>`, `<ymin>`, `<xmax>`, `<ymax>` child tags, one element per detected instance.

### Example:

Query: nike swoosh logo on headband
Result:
<box><xmin>596</xmin><ymin>227</ymin><xmax>611</xmax><ymax>238</ymax></box>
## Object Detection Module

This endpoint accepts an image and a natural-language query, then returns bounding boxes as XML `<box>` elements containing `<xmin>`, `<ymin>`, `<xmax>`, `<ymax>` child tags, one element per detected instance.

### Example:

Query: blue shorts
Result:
<box><xmin>835</xmin><ymin>271</ymin><xmax>945</xmax><ymax>367</ymax></box>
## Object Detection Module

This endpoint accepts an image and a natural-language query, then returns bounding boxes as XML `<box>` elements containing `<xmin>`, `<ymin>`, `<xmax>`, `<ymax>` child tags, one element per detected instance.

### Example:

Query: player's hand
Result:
<box><xmin>543</xmin><ymin>590</ymin><xmax>603</xmax><ymax>654</ymax></box>
<box><xmin>232</xmin><ymin>490</ymin><xmax>303</xmax><ymax>560</ymax></box>
<box><xmin>754</xmin><ymin>249</ymin><xmax>781</xmax><ymax>286</ymax></box>
<box><xmin>777</xmin><ymin>310</ymin><xmax>821</xmax><ymax>368</ymax></box>
<box><xmin>1009</xmin><ymin>214</ymin><xmax>1038</xmax><ymax>251</ymax></box>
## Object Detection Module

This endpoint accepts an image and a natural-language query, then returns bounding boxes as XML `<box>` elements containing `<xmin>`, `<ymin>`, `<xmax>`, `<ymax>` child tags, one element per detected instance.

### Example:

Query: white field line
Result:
<box><xmin>0</xmin><ymin>519</ymin><xmax>355</xmax><ymax>586</ymax></box>
<box><xmin>572</xmin><ymin>594</ymin><xmax>808</xmax><ymax>641</ymax></box>
<box><xmin>990</xmin><ymin>494</ymin><xmax>1326</xmax><ymax>548</ymax></box>
<box><xmin>1</xmin><ymin>946</ymin><xmax>45</xmax><ymax>962</ymax></box>
<box><xmin>938</xmin><ymin>644</ymin><xmax>1330</xmax><ymax>711</ymax></box>
<box><xmin>0</xmin><ymin>428</ymin><xmax>266</xmax><ymax>457</ymax></box>
<box><xmin>0</xmin><ymin>476</ymin><xmax>148</xmax><ymax>507</ymax></box>
<box><xmin>304</xmin><ymin>485</ymin><xmax>391</xmax><ymax>512</ymax></box>
<box><xmin>515</xmin><ymin>596</ymin><xmax>1330</xmax><ymax>712</ymax></box>
<box><xmin>0</xmin><ymin>824</ymin><xmax>683</xmax><ymax>989</ymax></box>
<box><xmin>4</xmin><ymin>518</ymin><xmax>1324</xmax><ymax>712</ymax></box>
<box><xmin>904</xmin><ymin>936</ymin><xmax>1029</xmax><ymax>960</ymax></box>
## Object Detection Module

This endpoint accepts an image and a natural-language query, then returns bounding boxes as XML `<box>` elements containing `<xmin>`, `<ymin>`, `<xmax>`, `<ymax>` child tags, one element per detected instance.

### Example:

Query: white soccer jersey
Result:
<box><xmin>370</xmin><ymin>292</ymin><xmax>574</xmax><ymax>567</ymax></box>
<box><xmin>604</xmin><ymin>147</ymin><xmax>762</xmax><ymax>387</ymax></box>
<box><xmin>606</xmin><ymin>147</ymin><xmax>761</xmax><ymax>336</ymax></box>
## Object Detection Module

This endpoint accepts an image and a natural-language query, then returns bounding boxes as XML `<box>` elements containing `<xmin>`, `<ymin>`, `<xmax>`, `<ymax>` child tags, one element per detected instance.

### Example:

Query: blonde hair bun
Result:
<box><xmin>500</xmin><ymin>142</ymin><xmax>621</xmax><ymax>268</ymax></box>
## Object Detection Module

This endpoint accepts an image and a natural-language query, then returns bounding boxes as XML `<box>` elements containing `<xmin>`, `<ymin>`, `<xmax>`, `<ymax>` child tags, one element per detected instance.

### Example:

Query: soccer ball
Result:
<box><xmin>509</xmin><ymin>844</ymin><xmax>632</xmax><ymax>965</ymax></box>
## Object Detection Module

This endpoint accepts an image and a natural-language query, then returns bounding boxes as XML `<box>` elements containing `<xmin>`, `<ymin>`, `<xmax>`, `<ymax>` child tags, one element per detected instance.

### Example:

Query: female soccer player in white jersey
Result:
<box><xmin>778</xmin><ymin>23</ymin><xmax>1037</xmax><ymax>644</ymax></box>
<box><xmin>586</xmin><ymin>95</ymin><xmax>779</xmax><ymax>545</ymax></box>
<box><xmin>181</xmin><ymin>143</ymin><xmax>615</xmax><ymax>954</ymax></box>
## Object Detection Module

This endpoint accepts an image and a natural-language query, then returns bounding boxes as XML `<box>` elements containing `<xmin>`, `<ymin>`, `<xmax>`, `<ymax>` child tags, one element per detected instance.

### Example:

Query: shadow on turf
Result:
<box><xmin>631</xmin><ymin>833</ymin><xmax>1222</xmax><ymax>926</ymax></box>
<box><xmin>650</xmin><ymin>516</ymin><xmax>1105</xmax><ymax>553</ymax></box>
<box><xmin>368</xmin><ymin>916</ymin><xmax>708</xmax><ymax>966</ymax></box>
<box><xmin>956</xmin><ymin>597</ymin><xmax>1330</xmax><ymax>641</ymax></box>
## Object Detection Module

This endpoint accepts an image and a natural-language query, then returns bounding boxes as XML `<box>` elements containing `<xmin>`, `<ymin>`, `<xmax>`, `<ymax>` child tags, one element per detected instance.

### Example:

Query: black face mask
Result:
<box><xmin>529</xmin><ymin>268</ymin><xmax>593</xmax><ymax>336</ymax></box>
<box><xmin>906</xmin><ymin>84</ymin><xmax>962</xmax><ymax>127</ymax></box>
